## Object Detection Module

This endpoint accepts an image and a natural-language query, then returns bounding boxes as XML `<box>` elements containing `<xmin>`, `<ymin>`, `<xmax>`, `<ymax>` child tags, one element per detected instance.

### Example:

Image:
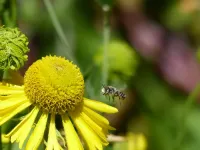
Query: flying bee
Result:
<box><xmin>101</xmin><ymin>85</ymin><xmax>126</xmax><ymax>102</ymax></box>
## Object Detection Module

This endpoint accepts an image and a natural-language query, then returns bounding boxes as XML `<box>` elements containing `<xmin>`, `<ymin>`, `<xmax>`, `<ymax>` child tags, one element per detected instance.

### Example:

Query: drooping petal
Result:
<box><xmin>0</xmin><ymin>95</ymin><xmax>27</xmax><ymax>109</ymax></box>
<box><xmin>62</xmin><ymin>114</ymin><xmax>83</xmax><ymax>150</ymax></box>
<box><xmin>84</xmin><ymin>98</ymin><xmax>118</xmax><ymax>113</ymax></box>
<box><xmin>83</xmin><ymin>106</ymin><xmax>115</xmax><ymax>130</ymax></box>
<box><xmin>46</xmin><ymin>114</ymin><xmax>63</xmax><ymax>150</ymax></box>
<box><xmin>0</xmin><ymin>93</ymin><xmax>25</xmax><ymax>101</ymax></box>
<box><xmin>0</xmin><ymin>100</ymin><xmax>31</xmax><ymax>125</ymax></box>
<box><xmin>5</xmin><ymin>107</ymin><xmax>39</xmax><ymax>148</ymax></box>
<box><xmin>1</xmin><ymin>134</ymin><xmax>10</xmax><ymax>143</ymax></box>
<box><xmin>0</xmin><ymin>100</ymin><xmax>28</xmax><ymax>116</ymax></box>
<box><xmin>0</xmin><ymin>83</ymin><xmax>24</xmax><ymax>95</ymax></box>
<box><xmin>70</xmin><ymin>111</ymin><xmax>107</xmax><ymax>150</ymax></box>
<box><xmin>80</xmin><ymin>111</ymin><xmax>108</xmax><ymax>144</ymax></box>
<box><xmin>26</xmin><ymin>112</ymin><xmax>48</xmax><ymax>150</ymax></box>
<box><xmin>18</xmin><ymin>107</ymin><xmax>39</xmax><ymax>148</ymax></box>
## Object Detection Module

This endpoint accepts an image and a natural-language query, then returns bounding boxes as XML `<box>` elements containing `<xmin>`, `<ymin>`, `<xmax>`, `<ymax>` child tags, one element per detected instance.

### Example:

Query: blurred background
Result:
<box><xmin>1</xmin><ymin>0</ymin><xmax>200</xmax><ymax>150</ymax></box>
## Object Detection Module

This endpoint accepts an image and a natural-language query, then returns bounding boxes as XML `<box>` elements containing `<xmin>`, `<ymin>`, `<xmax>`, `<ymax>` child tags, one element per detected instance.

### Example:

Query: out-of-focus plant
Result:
<box><xmin>95</xmin><ymin>0</ymin><xmax>114</xmax><ymax>7</ymax></box>
<box><xmin>196</xmin><ymin>47</ymin><xmax>200</xmax><ymax>62</ymax></box>
<box><xmin>188</xmin><ymin>11</ymin><xmax>200</xmax><ymax>44</ymax></box>
<box><xmin>43</xmin><ymin>0</ymin><xmax>75</xmax><ymax>62</ymax></box>
<box><xmin>162</xmin><ymin>0</ymin><xmax>198</xmax><ymax>30</ymax></box>
<box><xmin>94</xmin><ymin>40</ymin><xmax>138</xmax><ymax>83</ymax></box>
<box><xmin>0</xmin><ymin>0</ymin><xmax>17</xmax><ymax>27</ymax></box>
<box><xmin>0</xmin><ymin>0</ymin><xmax>6</xmax><ymax>14</ymax></box>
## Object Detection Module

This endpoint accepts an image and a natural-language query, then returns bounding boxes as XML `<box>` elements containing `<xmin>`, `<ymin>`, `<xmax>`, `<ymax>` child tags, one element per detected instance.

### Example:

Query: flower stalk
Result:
<box><xmin>174</xmin><ymin>83</ymin><xmax>200</xmax><ymax>150</ymax></box>
<box><xmin>2</xmin><ymin>0</ymin><xmax>17</xmax><ymax>27</ymax></box>
<box><xmin>43</xmin><ymin>0</ymin><xmax>75</xmax><ymax>63</ymax></box>
<box><xmin>102</xmin><ymin>4</ymin><xmax>111</xmax><ymax>85</ymax></box>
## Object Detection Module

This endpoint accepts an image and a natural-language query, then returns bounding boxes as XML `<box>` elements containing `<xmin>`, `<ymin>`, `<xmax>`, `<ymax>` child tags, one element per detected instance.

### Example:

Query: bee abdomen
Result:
<box><xmin>118</xmin><ymin>92</ymin><xmax>126</xmax><ymax>100</ymax></box>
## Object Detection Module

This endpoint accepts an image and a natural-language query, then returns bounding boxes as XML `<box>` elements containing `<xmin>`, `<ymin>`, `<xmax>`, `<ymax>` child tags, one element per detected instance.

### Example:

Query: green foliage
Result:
<box><xmin>163</xmin><ymin>3</ymin><xmax>192</xmax><ymax>30</ymax></box>
<box><xmin>95</xmin><ymin>0</ymin><xmax>114</xmax><ymax>7</ymax></box>
<box><xmin>196</xmin><ymin>47</ymin><xmax>200</xmax><ymax>62</ymax></box>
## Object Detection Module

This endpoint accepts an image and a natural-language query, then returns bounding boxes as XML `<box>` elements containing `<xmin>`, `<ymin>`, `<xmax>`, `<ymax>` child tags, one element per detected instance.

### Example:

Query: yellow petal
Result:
<box><xmin>84</xmin><ymin>98</ymin><xmax>118</xmax><ymax>113</ymax></box>
<box><xmin>5</xmin><ymin>107</ymin><xmax>39</xmax><ymax>149</ymax></box>
<box><xmin>0</xmin><ymin>101</ymin><xmax>31</xmax><ymax>125</ymax></box>
<box><xmin>62</xmin><ymin>114</ymin><xmax>83</xmax><ymax>150</ymax></box>
<box><xmin>83</xmin><ymin>107</ymin><xmax>115</xmax><ymax>130</ymax></box>
<box><xmin>6</xmin><ymin>107</ymin><xmax>36</xmax><ymax>137</ymax></box>
<box><xmin>0</xmin><ymin>82</ymin><xmax>23</xmax><ymax>89</ymax></box>
<box><xmin>0</xmin><ymin>83</ymin><xmax>24</xmax><ymax>95</ymax></box>
<box><xmin>26</xmin><ymin>112</ymin><xmax>48</xmax><ymax>150</ymax></box>
<box><xmin>18</xmin><ymin>107</ymin><xmax>39</xmax><ymax>148</ymax></box>
<box><xmin>0</xmin><ymin>95</ymin><xmax>27</xmax><ymax>109</ymax></box>
<box><xmin>0</xmin><ymin>93</ymin><xmax>25</xmax><ymax>101</ymax></box>
<box><xmin>46</xmin><ymin>114</ymin><xmax>63</xmax><ymax>150</ymax></box>
<box><xmin>83</xmin><ymin>107</ymin><xmax>115</xmax><ymax>135</ymax></box>
<box><xmin>80</xmin><ymin>111</ymin><xmax>108</xmax><ymax>144</ymax></box>
<box><xmin>70</xmin><ymin>111</ymin><xmax>106</xmax><ymax>150</ymax></box>
<box><xmin>0</xmin><ymin>100</ymin><xmax>27</xmax><ymax>116</ymax></box>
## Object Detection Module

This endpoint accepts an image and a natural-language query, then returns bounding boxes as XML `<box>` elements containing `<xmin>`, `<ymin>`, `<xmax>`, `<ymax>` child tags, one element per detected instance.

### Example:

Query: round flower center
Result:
<box><xmin>24</xmin><ymin>56</ymin><xmax>84</xmax><ymax>114</ymax></box>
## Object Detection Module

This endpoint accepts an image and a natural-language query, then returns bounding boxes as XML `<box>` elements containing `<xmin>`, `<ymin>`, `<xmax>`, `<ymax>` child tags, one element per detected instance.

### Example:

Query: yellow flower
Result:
<box><xmin>127</xmin><ymin>133</ymin><xmax>147</xmax><ymax>150</ymax></box>
<box><xmin>1</xmin><ymin>134</ymin><xmax>10</xmax><ymax>143</ymax></box>
<box><xmin>112</xmin><ymin>133</ymin><xmax>147</xmax><ymax>150</ymax></box>
<box><xmin>0</xmin><ymin>56</ymin><xmax>118</xmax><ymax>150</ymax></box>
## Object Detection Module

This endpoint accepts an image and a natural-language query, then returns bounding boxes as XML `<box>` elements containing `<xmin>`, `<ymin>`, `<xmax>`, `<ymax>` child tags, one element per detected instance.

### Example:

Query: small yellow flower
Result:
<box><xmin>127</xmin><ymin>133</ymin><xmax>147</xmax><ymax>150</ymax></box>
<box><xmin>1</xmin><ymin>134</ymin><xmax>10</xmax><ymax>143</ymax></box>
<box><xmin>112</xmin><ymin>133</ymin><xmax>147</xmax><ymax>150</ymax></box>
<box><xmin>0</xmin><ymin>56</ymin><xmax>118</xmax><ymax>150</ymax></box>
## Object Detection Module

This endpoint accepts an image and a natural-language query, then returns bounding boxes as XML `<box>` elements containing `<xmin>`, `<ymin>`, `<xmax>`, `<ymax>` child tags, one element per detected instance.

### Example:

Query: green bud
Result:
<box><xmin>0</xmin><ymin>26</ymin><xmax>30</xmax><ymax>70</ymax></box>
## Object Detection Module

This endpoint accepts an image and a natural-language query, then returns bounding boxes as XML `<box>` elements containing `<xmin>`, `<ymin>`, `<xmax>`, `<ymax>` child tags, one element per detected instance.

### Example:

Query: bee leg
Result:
<box><xmin>118</xmin><ymin>96</ymin><xmax>120</xmax><ymax>105</ymax></box>
<box><xmin>106</xmin><ymin>95</ymin><xmax>109</xmax><ymax>101</ymax></box>
<box><xmin>104</xmin><ymin>95</ymin><xmax>108</xmax><ymax>101</ymax></box>
<box><xmin>112</xmin><ymin>96</ymin><xmax>115</xmax><ymax>102</ymax></box>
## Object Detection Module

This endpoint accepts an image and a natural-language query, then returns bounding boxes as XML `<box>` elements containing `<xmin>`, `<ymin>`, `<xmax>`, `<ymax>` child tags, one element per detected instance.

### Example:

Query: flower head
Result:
<box><xmin>24</xmin><ymin>56</ymin><xmax>84</xmax><ymax>113</ymax></box>
<box><xmin>0</xmin><ymin>56</ymin><xmax>118</xmax><ymax>150</ymax></box>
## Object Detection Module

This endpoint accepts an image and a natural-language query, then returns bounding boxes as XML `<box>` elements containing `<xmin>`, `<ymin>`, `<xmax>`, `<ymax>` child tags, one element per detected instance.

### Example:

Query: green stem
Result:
<box><xmin>174</xmin><ymin>83</ymin><xmax>200</xmax><ymax>150</ymax></box>
<box><xmin>101</xmin><ymin>4</ymin><xmax>110</xmax><ymax>85</ymax></box>
<box><xmin>2</xmin><ymin>0</ymin><xmax>17</xmax><ymax>27</ymax></box>
<box><xmin>10</xmin><ymin>0</ymin><xmax>17</xmax><ymax>26</ymax></box>
<box><xmin>43</xmin><ymin>0</ymin><xmax>75</xmax><ymax>62</ymax></box>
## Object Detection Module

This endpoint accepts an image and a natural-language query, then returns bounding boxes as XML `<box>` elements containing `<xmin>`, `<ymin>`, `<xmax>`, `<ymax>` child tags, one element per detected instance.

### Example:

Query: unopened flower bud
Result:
<box><xmin>0</xmin><ymin>26</ymin><xmax>30</xmax><ymax>70</ymax></box>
